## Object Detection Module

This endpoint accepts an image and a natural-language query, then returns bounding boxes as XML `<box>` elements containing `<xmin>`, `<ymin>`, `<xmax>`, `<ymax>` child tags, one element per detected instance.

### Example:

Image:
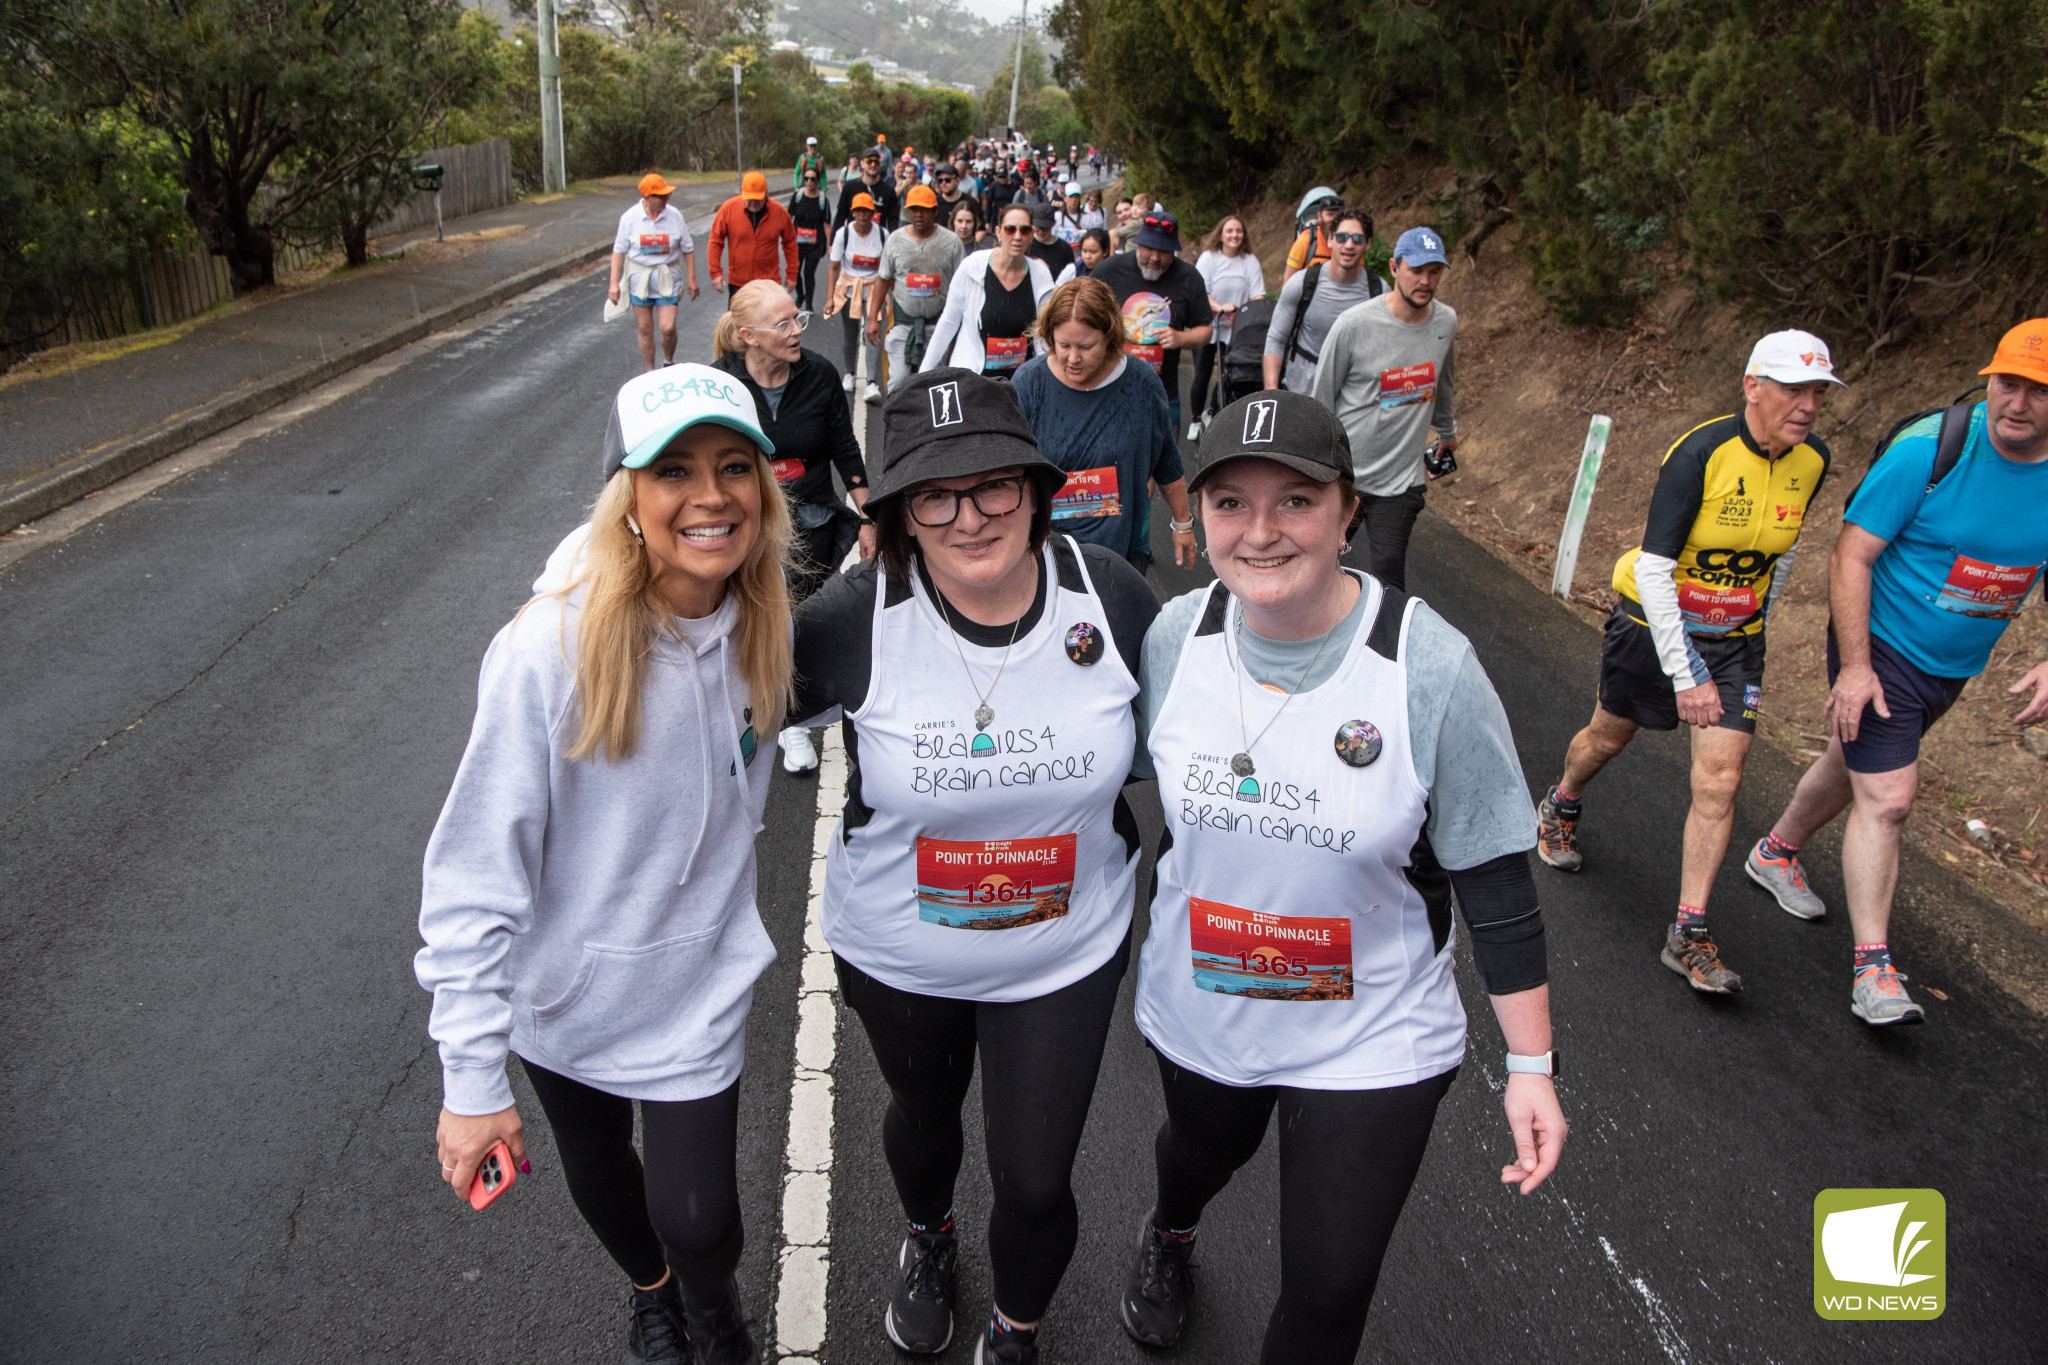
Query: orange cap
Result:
<box><xmin>638</xmin><ymin>173</ymin><xmax>675</xmax><ymax>197</ymax></box>
<box><xmin>905</xmin><ymin>185</ymin><xmax>938</xmax><ymax>209</ymax></box>
<box><xmin>851</xmin><ymin>192</ymin><xmax>876</xmax><ymax>211</ymax></box>
<box><xmin>741</xmin><ymin>170</ymin><xmax>767</xmax><ymax>200</ymax></box>
<box><xmin>877</xmin><ymin>133</ymin><xmax>888</xmax><ymax>143</ymax></box>
<box><xmin>1981</xmin><ymin>318</ymin><xmax>2048</xmax><ymax>386</ymax></box>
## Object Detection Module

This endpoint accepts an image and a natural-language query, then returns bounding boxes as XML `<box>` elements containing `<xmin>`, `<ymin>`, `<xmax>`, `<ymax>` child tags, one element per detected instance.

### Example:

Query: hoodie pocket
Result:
<box><xmin>529</xmin><ymin>922</ymin><xmax>742</xmax><ymax>1079</ymax></box>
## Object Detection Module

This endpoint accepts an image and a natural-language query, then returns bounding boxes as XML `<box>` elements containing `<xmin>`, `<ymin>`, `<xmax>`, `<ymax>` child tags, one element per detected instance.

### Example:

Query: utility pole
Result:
<box><xmin>537</xmin><ymin>0</ymin><xmax>565</xmax><ymax>193</ymax></box>
<box><xmin>733</xmin><ymin>62</ymin><xmax>744</xmax><ymax>189</ymax></box>
<box><xmin>1006</xmin><ymin>0</ymin><xmax>1027</xmax><ymax>135</ymax></box>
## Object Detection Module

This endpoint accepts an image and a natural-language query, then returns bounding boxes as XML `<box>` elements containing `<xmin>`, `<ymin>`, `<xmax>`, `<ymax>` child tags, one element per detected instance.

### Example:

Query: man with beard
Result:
<box><xmin>1263</xmin><ymin>209</ymin><xmax>1388</xmax><ymax>396</ymax></box>
<box><xmin>835</xmin><ymin>145</ymin><xmax>901</xmax><ymax>234</ymax></box>
<box><xmin>1087</xmin><ymin>210</ymin><xmax>1213</xmax><ymax>439</ymax></box>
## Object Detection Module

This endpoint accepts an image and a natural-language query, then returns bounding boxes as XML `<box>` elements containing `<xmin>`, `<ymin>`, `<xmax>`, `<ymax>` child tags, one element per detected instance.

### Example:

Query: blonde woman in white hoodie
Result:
<box><xmin>416</xmin><ymin>364</ymin><xmax>792</xmax><ymax>1365</ymax></box>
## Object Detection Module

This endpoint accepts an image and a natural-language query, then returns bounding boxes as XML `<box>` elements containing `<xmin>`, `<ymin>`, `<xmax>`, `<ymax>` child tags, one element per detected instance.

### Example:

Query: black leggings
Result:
<box><xmin>1187</xmin><ymin>339</ymin><xmax>1222</xmax><ymax>418</ymax></box>
<box><xmin>789</xmin><ymin>513</ymin><xmax>859</xmax><ymax>605</ymax></box>
<box><xmin>1151</xmin><ymin>1054</ymin><xmax>1457</xmax><ymax>1365</ymax></box>
<box><xmin>520</xmin><ymin>1058</ymin><xmax>744</xmax><ymax>1303</ymax></box>
<box><xmin>1345</xmin><ymin>482</ymin><xmax>1428</xmax><ymax>593</ymax></box>
<box><xmin>794</xmin><ymin>245</ymin><xmax>826</xmax><ymax>310</ymax></box>
<box><xmin>835</xmin><ymin>933</ymin><xmax>1130</xmax><ymax>1322</ymax></box>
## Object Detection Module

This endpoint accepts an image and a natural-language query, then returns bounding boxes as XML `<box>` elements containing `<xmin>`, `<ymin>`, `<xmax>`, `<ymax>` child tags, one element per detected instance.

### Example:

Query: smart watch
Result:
<box><xmin>1505</xmin><ymin>1050</ymin><xmax>1559</xmax><ymax>1078</ymax></box>
<box><xmin>1168</xmin><ymin>518</ymin><xmax>1196</xmax><ymax>534</ymax></box>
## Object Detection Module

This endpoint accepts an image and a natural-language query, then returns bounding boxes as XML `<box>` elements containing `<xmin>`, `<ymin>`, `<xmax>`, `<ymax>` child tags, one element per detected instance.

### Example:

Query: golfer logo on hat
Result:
<box><xmin>1244</xmin><ymin>399</ymin><xmax>1278</xmax><ymax>444</ymax></box>
<box><xmin>930</xmin><ymin>381</ymin><xmax>964</xmax><ymax>428</ymax></box>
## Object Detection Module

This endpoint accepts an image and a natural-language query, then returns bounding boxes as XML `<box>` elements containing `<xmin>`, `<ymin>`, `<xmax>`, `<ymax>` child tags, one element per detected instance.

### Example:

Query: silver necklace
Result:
<box><xmin>932</xmin><ymin>583</ymin><xmax>1025</xmax><ymax>732</ymax></box>
<box><xmin>1229</xmin><ymin>601</ymin><xmax>1339</xmax><ymax>778</ymax></box>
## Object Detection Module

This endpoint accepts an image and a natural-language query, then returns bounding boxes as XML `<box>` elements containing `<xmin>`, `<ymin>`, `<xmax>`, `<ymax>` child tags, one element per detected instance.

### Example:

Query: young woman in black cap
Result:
<box><xmin>790</xmin><ymin>368</ymin><xmax>1159</xmax><ymax>1364</ymax></box>
<box><xmin>1118</xmin><ymin>389</ymin><xmax>1568</xmax><ymax>1362</ymax></box>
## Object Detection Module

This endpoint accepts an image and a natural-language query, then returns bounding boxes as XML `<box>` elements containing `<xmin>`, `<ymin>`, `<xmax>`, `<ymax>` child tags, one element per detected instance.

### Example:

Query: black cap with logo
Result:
<box><xmin>869</xmin><ymin>368</ymin><xmax>1065</xmax><ymax>506</ymax></box>
<box><xmin>1190</xmin><ymin>390</ymin><xmax>1354</xmax><ymax>492</ymax></box>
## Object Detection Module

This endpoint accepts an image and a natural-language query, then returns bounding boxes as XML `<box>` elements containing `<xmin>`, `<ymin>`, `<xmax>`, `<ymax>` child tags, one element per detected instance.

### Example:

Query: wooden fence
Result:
<box><xmin>31</xmin><ymin>139</ymin><xmax>515</xmax><ymax>353</ymax></box>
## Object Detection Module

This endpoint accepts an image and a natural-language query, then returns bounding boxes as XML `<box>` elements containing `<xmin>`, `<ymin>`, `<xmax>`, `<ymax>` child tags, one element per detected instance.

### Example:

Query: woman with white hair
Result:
<box><xmin>416</xmin><ymin>365</ymin><xmax>793</xmax><ymax>1365</ymax></box>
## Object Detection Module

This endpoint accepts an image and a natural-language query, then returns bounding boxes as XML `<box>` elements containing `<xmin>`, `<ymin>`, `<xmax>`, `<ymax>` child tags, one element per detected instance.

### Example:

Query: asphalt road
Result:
<box><xmin>3</xmin><ymin>254</ymin><xmax>2044</xmax><ymax>1365</ymax></box>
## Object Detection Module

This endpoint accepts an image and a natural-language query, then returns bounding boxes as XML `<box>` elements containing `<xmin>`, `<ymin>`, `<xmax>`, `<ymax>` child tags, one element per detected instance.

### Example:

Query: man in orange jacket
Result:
<box><xmin>708</xmin><ymin>171</ymin><xmax>799</xmax><ymax>298</ymax></box>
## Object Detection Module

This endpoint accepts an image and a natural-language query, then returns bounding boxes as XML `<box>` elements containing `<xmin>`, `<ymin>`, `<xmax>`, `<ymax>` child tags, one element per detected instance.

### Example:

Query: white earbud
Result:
<box><xmin>627</xmin><ymin>515</ymin><xmax>643</xmax><ymax>539</ymax></box>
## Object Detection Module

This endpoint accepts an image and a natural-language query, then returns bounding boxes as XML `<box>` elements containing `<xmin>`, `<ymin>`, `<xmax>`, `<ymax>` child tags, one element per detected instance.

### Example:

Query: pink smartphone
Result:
<box><xmin>469</xmin><ymin>1141</ymin><xmax>518</xmax><ymax>1211</ymax></box>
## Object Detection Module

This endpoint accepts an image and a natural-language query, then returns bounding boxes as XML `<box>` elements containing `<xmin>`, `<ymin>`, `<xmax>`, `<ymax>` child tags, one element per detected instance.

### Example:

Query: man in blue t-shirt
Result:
<box><xmin>1746</xmin><ymin>319</ymin><xmax>2048</xmax><ymax>1028</ymax></box>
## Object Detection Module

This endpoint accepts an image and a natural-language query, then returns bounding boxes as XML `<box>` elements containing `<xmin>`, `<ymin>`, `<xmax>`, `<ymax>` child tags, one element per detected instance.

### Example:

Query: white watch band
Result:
<box><xmin>1169</xmin><ymin>518</ymin><xmax>1195</xmax><ymax>533</ymax></box>
<box><xmin>1505</xmin><ymin>1050</ymin><xmax>1558</xmax><ymax>1077</ymax></box>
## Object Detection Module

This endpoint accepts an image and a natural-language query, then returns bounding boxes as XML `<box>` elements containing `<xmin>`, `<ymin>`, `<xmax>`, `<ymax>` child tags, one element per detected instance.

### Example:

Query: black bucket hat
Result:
<box><xmin>1190</xmin><ymin>390</ymin><xmax>1354</xmax><ymax>492</ymax></box>
<box><xmin>868</xmin><ymin>369</ymin><xmax>1065</xmax><ymax>507</ymax></box>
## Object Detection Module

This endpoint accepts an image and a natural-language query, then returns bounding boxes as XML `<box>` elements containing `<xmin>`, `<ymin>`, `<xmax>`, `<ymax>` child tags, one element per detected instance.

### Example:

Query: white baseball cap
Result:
<box><xmin>602</xmin><ymin>363</ymin><xmax>774</xmax><ymax>482</ymax></box>
<box><xmin>1745</xmin><ymin>330</ymin><xmax>1845</xmax><ymax>386</ymax></box>
<box><xmin>806</xmin><ymin>135</ymin><xmax>818</xmax><ymax>144</ymax></box>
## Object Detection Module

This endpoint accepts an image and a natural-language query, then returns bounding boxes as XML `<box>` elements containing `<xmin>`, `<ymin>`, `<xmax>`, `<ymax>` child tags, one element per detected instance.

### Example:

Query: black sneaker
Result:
<box><xmin>974</xmin><ymin>1323</ymin><xmax>1039</xmax><ymax>1364</ymax></box>
<box><xmin>682</xmin><ymin>1277</ymin><xmax>758</xmax><ymax>1365</ymax></box>
<box><xmin>1120</xmin><ymin>1213</ymin><xmax>1195</xmax><ymax>1347</ymax></box>
<box><xmin>627</xmin><ymin>1280</ymin><xmax>692</xmax><ymax>1364</ymax></box>
<box><xmin>884</xmin><ymin>1230</ymin><xmax>957</xmax><ymax>1354</ymax></box>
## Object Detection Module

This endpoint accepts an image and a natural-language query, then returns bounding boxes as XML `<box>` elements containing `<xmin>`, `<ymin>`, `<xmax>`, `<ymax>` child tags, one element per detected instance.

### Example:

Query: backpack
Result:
<box><xmin>1844</xmin><ymin>386</ymin><xmax>1984</xmax><ymax>515</ymax></box>
<box><xmin>1277</xmin><ymin>264</ymin><xmax>1383</xmax><ymax>391</ymax></box>
<box><xmin>1221</xmin><ymin>298</ymin><xmax>1276</xmax><ymax>405</ymax></box>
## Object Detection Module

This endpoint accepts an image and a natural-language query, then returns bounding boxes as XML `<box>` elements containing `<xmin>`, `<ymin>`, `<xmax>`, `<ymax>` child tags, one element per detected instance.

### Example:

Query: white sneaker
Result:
<box><xmin>780</xmin><ymin>726</ymin><xmax>819</xmax><ymax>774</ymax></box>
<box><xmin>1186</xmin><ymin>422</ymin><xmax>1202</xmax><ymax>442</ymax></box>
<box><xmin>864</xmin><ymin>382</ymin><xmax>883</xmax><ymax>404</ymax></box>
<box><xmin>841</xmin><ymin>372</ymin><xmax>856</xmax><ymax>393</ymax></box>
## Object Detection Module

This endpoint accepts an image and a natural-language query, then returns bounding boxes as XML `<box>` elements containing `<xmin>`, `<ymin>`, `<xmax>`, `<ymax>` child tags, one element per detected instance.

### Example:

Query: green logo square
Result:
<box><xmin>1813</xmin><ymin>1188</ymin><xmax>1945</xmax><ymax>1320</ymax></box>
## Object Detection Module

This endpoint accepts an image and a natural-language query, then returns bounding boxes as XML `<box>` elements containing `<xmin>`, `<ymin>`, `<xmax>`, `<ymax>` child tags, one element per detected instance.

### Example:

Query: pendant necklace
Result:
<box><xmin>1230</xmin><ymin>600</ymin><xmax>1339</xmax><ymax>778</ymax></box>
<box><xmin>933</xmin><ymin>583</ymin><xmax>1025</xmax><ymax>732</ymax></box>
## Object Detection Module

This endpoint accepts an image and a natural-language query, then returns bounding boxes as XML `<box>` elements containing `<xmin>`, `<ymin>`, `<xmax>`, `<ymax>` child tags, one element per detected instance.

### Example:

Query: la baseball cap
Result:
<box><xmin>637</xmin><ymin>173</ymin><xmax>675</xmax><ymax>197</ymax></box>
<box><xmin>905</xmin><ymin>184</ymin><xmax>939</xmax><ymax>209</ymax></box>
<box><xmin>1189</xmin><ymin>391</ymin><xmax>1354</xmax><ymax>492</ymax></box>
<box><xmin>602</xmin><ymin>364</ymin><xmax>774</xmax><ymax>483</ymax></box>
<box><xmin>741</xmin><ymin>170</ymin><xmax>767</xmax><ymax>201</ymax></box>
<box><xmin>850</xmin><ymin>192</ymin><xmax>876</xmax><ymax>212</ymax></box>
<box><xmin>1393</xmin><ymin>226</ymin><xmax>1448</xmax><ymax>267</ymax></box>
<box><xmin>1134</xmin><ymin>210</ymin><xmax>1181</xmax><ymax>253</ymax></box>
<box><xmin>1746</xmin><ymin>330</ymin><xmax>1845</xmax><ymax>386</ymax></box>
<box><xmin>868</xmin><ymin>369</ymin><xmax>1064</xmax><ymax>507</ymax></box>
<box><xmin>1980</xmin><ymin>318</ymin><xmax>2048</xmax><ymax>386</ymax></box>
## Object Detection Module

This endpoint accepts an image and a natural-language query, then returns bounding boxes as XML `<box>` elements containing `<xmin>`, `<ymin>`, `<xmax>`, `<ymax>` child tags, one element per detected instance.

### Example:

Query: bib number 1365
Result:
<box><xmin>1189</xmin><ymin>896</ymin><xmax>1353</xmax><ymax>1000</ymax></box>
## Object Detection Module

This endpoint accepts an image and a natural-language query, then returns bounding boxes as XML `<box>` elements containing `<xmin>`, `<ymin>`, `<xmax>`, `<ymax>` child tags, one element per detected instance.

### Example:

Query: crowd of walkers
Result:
<box><xmin>440</xmin><ymin>147</ymin><xmax>2048</xmax><ymax>1364</ymax></box>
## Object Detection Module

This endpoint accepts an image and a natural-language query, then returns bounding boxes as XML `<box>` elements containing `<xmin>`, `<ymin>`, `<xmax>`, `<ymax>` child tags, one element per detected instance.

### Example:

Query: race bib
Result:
<box><xmin>770</xmin><ymin>458</ymin><xmax>804</xmax><ymax>487</ymax></box>
<box><xmin>906</xmin><ymin>272</ymin><xmax>942</xmax><ymax>298</ymax></box>
<box><xmin>915</xmin><ymin>834</ymin><xmax>1075</xmax><ymax>930</ymax></box>
<box><xmin>1126</xmin><ymin>343</ymin><xmax>1164</xmax><ymax>374</ymax></box>
<box><xmin>983</xmin><ymin>336</ymin><xmax>1029</xmax><ymax>372</ymax></box>
<box><xmin>1937</xmin><ymin>555</ymin><xmax>2041</xmax><ymax>619</ymax></box>
<box><xmin>1377</xmin><ymin>362</ymin><xmax>1436</xmax><ymax>410</ymax></box>
<box><xmin>1677</xmin><ymin>581</ymin><xmax>1758</xmax><ymax>633</ymax></box>
<box><xmin>796</xmin><ymin>228</ymin><xmax>818</xmax><ymax>244</ymax></box>
<box><xmin>638</xmin><ymin>233</ymin><xmax>671</xmax><ymax>252</ymax></box>
<box><xmin>850</xmin><ymin>253</ymin><xmax>881</xmax><ymax>272</ymax></box>
<box><xmin>1189</xmin><ymin>897</ymin><xmax>1353</xmax><ymax>1000</ymax></box>
<box><xmin>1051</xmin><ymin>466</ymin><xmax>1121</xmax><ymax>520</ymax></box>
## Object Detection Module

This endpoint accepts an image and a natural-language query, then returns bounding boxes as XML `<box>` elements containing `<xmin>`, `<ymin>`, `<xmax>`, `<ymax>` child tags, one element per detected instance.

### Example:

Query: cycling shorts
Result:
<box><xmin>1598</xmin><ymin>604</ymin><xmax>1763</xmax><ymax>733</ymax></box>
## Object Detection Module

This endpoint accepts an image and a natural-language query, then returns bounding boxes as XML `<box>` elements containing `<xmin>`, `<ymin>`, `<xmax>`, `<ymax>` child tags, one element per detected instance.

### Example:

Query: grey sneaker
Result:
<box><xmin>1661</xmin><ymin>926</ymin><xmax>1743</xmax><ymax>994</ymax></box>
<box><xmin>1851</xmin><ymin>966</ymin><xmax>1926</xmax><ymax>1026</ymax></box>
<box><xmin>1535</xmin><ymin>790</ymin><xmax>1583</xmax><ymax>872</ymax></box>
<box><xmin>1745</xmin><ymin>840</ymin><xmax>1826</xmax><ymax>919</ymax></box>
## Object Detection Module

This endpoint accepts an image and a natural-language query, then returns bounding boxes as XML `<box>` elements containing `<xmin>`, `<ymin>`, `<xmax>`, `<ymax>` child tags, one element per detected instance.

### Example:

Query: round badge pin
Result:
<box><xmin>1334</xmin><ymin>719</ymin><xmax>1382</xmax><ymax>768</ymax></box>
<box><xmin>1064</xmin><ymin>622</ymin><xmax>1104</xmax><ymax>666</ymax></box>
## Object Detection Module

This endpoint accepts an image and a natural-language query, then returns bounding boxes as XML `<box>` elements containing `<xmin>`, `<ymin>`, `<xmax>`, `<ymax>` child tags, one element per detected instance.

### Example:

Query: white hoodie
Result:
<box><xmin>415</xmin><ymin>527</ymin><xmax>777</xmax><ymax>1114</ymax></box>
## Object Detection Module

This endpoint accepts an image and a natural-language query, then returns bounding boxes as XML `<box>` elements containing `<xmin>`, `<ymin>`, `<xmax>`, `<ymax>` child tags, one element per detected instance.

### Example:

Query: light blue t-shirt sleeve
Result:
<box><xmin>1133</xmin><ymin>589</ymin><xmax>1206</xmax><ymax>781</ymax></box>
<box><xmin>1844</xmin><ymin>412</ymin><xmax>1944</xmax><ymax>545</ymax></box>
<box><xmin>1404</xmin><ymin>602</ymin><xmax>1537</xmax><ymax>869</ymax></box>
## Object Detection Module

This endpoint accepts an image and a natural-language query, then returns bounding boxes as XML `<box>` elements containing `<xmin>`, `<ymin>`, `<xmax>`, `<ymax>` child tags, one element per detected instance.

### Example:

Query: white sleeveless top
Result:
<box><xmin>1134</xmin><ymin>577</ymin><xmax>1467</xmax><ymax>1088</ymax></box>
<box><xmin>822</xmin><ymin>537</ymin><xmax>1140</xmax><ymax>1000</ymax></box>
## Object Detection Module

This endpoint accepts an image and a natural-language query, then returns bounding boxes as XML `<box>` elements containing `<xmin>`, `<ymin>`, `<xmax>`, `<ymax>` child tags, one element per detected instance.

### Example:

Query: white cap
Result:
<box><xmin>602</xmin><ymin>364</ymin><xmax>774</xmax><ymax>481</ymax></box>
<box><xmin>1062</xmin><ymin>181</ymin><xmax>1079</xmax><ymax>196</ymax></box>
<box><xmin>1745</xmin><ymin>330</ymin><xmax>1845</xmax><ymax>386</ymax></box>
<box><xmin>806</xmin><ymin>135</ymin><xmax>818</xmax><ymax>144</ymax></box>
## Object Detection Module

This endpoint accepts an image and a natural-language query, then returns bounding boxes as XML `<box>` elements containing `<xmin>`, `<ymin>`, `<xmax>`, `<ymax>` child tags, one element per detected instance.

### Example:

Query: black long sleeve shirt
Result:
<box><xmin>712</xmin><ymin>349</ymin><xmax>867</xmax><ymax>511</ymax></box>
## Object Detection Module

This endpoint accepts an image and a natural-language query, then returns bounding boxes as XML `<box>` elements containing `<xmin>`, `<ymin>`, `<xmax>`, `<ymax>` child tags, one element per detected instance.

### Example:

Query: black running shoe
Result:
<box><xmin>1120</xmin><ymin>1213</ymin><xmax>1195</xmax><ymax>1347</ymax></box>
<box><xmin>974</xmin><ymin>1323</ymin><xmax>1039</xmax><ymax>1364</ymax></box>
<box><xmin>682</xmin><ymin>1277</ymin><xmax>758</xmax><ymax>1365</ymax></box>
<box><xmin>627</xmin><ymin>1280</ymin><xmax>691</xmax><ymax>1365</ymax></box>
<box><xmin>884</xmin><ymin>1231</ymin><xmax>957</xmax><ymax>1354</ymax></box>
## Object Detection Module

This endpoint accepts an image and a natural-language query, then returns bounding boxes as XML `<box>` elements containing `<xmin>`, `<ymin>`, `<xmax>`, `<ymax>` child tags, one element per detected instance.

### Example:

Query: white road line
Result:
<box><xmin>770</xmin><ymin>338</ymin><xmax>869</xmax><ymax>1361</ymax></box>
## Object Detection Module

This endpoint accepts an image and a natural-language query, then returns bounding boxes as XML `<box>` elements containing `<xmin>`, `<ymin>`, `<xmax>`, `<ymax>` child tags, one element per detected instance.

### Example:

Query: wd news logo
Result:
<box><xmin>1813</xmin><ymin>1189</ymin><xmax>1944</xmax><ymax>1320</ymax></box>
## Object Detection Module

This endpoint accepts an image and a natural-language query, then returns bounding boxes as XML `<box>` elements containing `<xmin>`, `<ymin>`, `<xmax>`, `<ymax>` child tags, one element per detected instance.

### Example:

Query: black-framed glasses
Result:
<box><xmin>907</xmin><ymin>475</ymin><xmax>1027</xmax><ymax>527</ymax></box>
<box><xmin>1331</xmin><ymin>231</ymin><xmax>1368</xmax><ymax>244</ymax></box>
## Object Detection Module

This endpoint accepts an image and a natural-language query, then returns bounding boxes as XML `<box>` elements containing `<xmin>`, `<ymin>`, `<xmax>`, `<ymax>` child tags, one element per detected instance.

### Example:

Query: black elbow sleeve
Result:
<box><xmin>1448</xmin><ymin>851</ymin><xmax>1548</xmax><ymax>995</ymax></box>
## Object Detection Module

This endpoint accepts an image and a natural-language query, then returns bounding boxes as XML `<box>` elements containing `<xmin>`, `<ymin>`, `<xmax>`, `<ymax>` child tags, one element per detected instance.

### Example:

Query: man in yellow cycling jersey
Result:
<box><xmin>1535</xmin><ymin>331</ymin><xmax>1842</xmax><ymax>997</ymax></box>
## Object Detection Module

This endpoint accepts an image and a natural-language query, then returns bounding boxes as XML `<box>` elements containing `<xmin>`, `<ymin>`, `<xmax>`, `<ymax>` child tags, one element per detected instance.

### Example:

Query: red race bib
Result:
<box><xmin>906</xmin><ymin>272</ymin><xmax>942</xmax><ymax>298</ymax></box>
<box><xmin>850</xmin><ymin>253</ymin><xmax>881</xmax><ymax>272</ymax></box>
<box><xmin>1126</xmin><ymin>343</ymin><xmax>1164</xmax><ymax>374</ymax></box>
<box><xmin>1937</xmin><ymin>555</ymin><xmax>2041</xmax><ymax>619</ymax></box>
<box><xmin>1189</xmin><ymin>897</ymin><xmax>1353</xmax><ymax>1000</ymax></box>
<box><xmin>770</xmin><ymin>458</ymin><xmax>804</xmax><ymax>487</ymax></box>
<box><xmin>1677</xmin><ymin>581</ymin><xmax>1757</xmax><ymax>633</ymax></box>
<box><xmin>982</xmin><ymin>336</ymin><xmax>1029</xmax><ymax>371</ymax></box>
<box><xmin>1051</xmin><ymin>466</ymin><xmax>1121</xmax><ymax>520</ymax></box>
<box><xmin>638</xmin><ymin>233</ymin><xmax>670</xmax><ymax>251</ymax></box>
<box><xmin>915</xmin><ymin>835</ymin><xmax>1076</xmax><ymax>930</ymax></box>
<box><xmin>1376</xmin><ymin>362</ymin><xmax>1436</xmax><ymax>410</ymax></box>
<box><xmin>796</xmin><ymin>227</ymin><xmax>818</xmax><ymax>244</ymax></box>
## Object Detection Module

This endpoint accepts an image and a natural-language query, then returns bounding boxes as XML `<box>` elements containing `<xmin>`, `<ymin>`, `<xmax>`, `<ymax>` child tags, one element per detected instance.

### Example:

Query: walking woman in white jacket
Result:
<box><xmin>415</xmin><ymin>364</ymin><xmax>793</xmax><ymax>1365</ymax></box>
<box><xmin>920</xmin><ymin>202</ymin><xmax>1056</xmax><ymax>379</ymax></box>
